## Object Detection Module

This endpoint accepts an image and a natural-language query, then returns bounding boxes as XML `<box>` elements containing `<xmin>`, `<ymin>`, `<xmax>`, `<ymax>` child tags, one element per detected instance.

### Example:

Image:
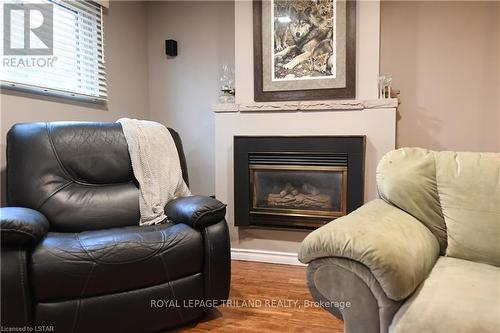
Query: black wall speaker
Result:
<box><xmin>165</xmin><ymin>39</ymin><xmax>177</xmax><ymax>57</ymax></box>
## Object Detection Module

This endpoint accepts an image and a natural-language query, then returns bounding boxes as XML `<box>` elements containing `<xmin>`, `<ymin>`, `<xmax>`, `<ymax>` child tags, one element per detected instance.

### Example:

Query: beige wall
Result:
<box><xmin>0</xmin><ymin>1</ymin><xmax>150</xmax><ymax>204</ymax></box>
<box><xmin>381</xmin><ymin>0</ymin><xmax>500</xmax><ymax>152</ymax></box>
<box><xmin>146</xmin><ymin>1</ymin><xmax>235</xmax><ymax>195</ymax></box>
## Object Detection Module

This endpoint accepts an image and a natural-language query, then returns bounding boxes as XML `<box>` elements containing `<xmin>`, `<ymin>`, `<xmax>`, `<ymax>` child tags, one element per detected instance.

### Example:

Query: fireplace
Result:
<box><xmin>234</xmin><ymin>136</ymin><xmax>365</xmax><ymax>229</ymax></box>
<box><xmin>250</xmin><ymin>157</ymin><xmax>347</xmax><ymax>218</ymax></box>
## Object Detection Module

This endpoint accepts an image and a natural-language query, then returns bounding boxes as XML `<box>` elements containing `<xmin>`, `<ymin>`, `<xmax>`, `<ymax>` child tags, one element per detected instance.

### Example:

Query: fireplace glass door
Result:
<box><xmin>250</xmin><ymin>165</ymin><xmax>347</xmax><ymax>219</ymax></box>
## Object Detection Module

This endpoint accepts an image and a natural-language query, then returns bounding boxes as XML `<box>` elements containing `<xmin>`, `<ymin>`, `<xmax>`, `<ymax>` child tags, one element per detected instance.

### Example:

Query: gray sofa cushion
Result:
<box><xmin>390</xmin><ymin>257</ymin><xmax>500</xmax><ymax>333</ymax></box>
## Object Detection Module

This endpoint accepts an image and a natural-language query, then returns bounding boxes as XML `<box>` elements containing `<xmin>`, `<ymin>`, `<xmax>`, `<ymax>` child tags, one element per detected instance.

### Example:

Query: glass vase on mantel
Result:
<box><xmin>218</xmin><ymin>64</ymin><xmax>235</xmax><ymax>104</ymax></box>
<box><xmin>378</xmin><ymin>74</ymin><xmax>393</xmax><ymax>99</ymax></box>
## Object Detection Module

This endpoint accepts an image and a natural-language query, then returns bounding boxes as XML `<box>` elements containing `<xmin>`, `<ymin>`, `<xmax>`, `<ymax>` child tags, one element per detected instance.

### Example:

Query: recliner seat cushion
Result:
<box><xmin>390</xmin><ymin>257</ymin><xmax>500</xmax><ymax>333</ymax></box>
<box><xmin>31</xmin><ymin>222</ymin><xmax>203</xmax><ymax>301</ymax></box>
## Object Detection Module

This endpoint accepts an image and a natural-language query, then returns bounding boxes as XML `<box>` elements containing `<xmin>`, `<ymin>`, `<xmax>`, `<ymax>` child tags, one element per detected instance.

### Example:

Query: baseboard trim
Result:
<box><xmin>231</xmin><ymin>248</ymin><xmax>305</xmax><ymax>266</ymax></box>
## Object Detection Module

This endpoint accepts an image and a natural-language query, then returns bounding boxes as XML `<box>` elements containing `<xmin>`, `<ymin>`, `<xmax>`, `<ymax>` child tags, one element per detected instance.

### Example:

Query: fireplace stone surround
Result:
<box><xmin>213</xmin><ymin>99</ymin><xmax>397</xmax><ymax>262</ymax></box>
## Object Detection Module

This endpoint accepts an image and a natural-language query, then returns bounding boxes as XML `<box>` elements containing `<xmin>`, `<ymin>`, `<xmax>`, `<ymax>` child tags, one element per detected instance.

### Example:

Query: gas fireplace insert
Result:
<box><xmin>234</xmin><ymin>136</ymin><xmax>365</xmax><ymax>229</ymax></box>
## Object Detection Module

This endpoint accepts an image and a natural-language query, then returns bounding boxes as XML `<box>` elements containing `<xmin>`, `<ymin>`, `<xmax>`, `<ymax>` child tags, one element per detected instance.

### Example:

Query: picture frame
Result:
<box><xmin>253</xmin><ymin>0</ymin><xmax>356</xmax><ymax>102</ymax></box>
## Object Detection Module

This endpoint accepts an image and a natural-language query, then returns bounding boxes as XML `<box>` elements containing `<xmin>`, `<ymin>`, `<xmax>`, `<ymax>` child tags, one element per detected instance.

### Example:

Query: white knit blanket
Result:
<box><xmin>118</xmin><ymin>118</ymin><xmax>191</xmax><ymax>225</ymax></box>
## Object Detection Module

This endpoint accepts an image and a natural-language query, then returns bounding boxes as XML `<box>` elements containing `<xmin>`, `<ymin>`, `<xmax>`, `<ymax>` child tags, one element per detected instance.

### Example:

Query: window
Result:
<box><xmin>1</xmin><ymin>0</ymin><xmax>107</xmax><ymax>102</ymax></box>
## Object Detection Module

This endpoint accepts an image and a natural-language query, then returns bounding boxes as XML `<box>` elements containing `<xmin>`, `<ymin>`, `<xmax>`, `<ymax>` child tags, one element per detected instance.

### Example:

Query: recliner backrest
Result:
<box><xmin>7</xmin><ymin>122</ymin><xmax>189</xmax><ymax>232</ymax></box>
<box><xmin>377</xmin><ymin>148</ymin><xmax>500</xmax><ymax>267</ymax></box>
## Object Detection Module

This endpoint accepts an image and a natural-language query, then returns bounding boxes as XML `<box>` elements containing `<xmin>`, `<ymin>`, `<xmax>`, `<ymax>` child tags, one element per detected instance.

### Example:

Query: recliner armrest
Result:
<box><xmin>165</xmin><ymin>195</ymin><xmax>226</xmax><ymax>229</ymax></box>
<box><xmin>1</xmin><ymin>207</ymin><xmax>49</xmax><ymax>246</ymax></box>
<box><xmin>298</xmin><ymin>199</ymin><xmax>440</xmax><ymax>301</ymax></box>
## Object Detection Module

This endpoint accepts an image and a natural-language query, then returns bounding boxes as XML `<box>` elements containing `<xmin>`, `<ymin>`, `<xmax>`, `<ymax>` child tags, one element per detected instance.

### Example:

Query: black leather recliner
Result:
<box><xmin>1</xmin><ymin>122</ymin><xmax>231</xmax><ymax>332</ymax></box>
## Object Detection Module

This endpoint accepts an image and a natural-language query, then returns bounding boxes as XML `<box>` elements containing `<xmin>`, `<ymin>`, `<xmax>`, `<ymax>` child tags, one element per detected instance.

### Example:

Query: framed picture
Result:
<box><xmin>253</xmin><ymin>0</ymin><xmax>356</xmax><ymax>102</ymax></box>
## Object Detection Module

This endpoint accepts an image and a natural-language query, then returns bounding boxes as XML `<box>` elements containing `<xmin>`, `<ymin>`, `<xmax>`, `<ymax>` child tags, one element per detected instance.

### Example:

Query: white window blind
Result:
<box><xmin>0</xmin><ymin>0</ymin><xmax>107</xmax><ymax>102</ymax></box>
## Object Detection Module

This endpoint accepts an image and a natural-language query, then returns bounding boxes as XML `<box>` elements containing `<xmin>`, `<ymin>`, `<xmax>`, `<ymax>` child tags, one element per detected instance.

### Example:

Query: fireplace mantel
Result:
<box><xmin>213</xmin><ymin>98</ymin><xmax>398</xmax><ymax>113</ymax></box>
<box><xmin>214</xmin><ymin>97</ymin><xmax>397</xmax><ymax>259</ymax></box>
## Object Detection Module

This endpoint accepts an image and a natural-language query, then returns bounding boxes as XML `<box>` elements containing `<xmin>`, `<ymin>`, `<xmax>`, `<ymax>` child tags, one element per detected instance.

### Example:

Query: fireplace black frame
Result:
<box><xmin>234</xmin><ymin>136</ymin><xmax>366</xmax><ymax>229</ymax></box>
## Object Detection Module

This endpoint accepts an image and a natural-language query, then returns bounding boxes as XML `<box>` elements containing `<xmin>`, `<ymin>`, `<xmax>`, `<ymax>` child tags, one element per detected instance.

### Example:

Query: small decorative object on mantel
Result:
<box><xmin>253</xmin><ymin>0</ymin><xmax>357</xmax><ymax>102</ymax></box>
<box><xmin>218</xmin><ymin>64</ymin><xmax>235</xmax><ymax>103</ymax></box>
<box><xmin>378</xmin><ymin>74</ymin><xmax>393</xmax><ymax>99</ymax></box>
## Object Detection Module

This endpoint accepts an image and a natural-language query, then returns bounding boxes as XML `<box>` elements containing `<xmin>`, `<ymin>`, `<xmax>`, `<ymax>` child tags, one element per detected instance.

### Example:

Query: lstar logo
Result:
<box><xmin>3</xmin><ymin>3</ymin><xmax>53</xmax><ymax>56</ymax></box>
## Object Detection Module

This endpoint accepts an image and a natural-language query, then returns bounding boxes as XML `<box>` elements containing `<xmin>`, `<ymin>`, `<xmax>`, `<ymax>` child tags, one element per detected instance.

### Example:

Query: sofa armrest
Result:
<box><xmin>1</xmin><ymin>207</ymin><xmax>50</xmax><ymax>246</ymax></box>
<box><xmin>165</xmin><ymin>195</ymin><xmax>227</xmax><ymax>229</ymax></box>
<box><xmin>306</xmin><ymin>257</ymin><xmax>402</xmax><ymax>333</ymax></box>
<box><xmin>298</xmin><ymin>199</ymin><xmax>440</xmax><ymax>301</ymax></box>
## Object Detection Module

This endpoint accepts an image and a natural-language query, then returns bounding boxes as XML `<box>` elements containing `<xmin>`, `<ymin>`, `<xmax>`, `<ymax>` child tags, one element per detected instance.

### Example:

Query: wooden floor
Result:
<box><xmin>172</xmin><ymin>260</ymin><xmax>344</xmax><ymax>332</ymax></box>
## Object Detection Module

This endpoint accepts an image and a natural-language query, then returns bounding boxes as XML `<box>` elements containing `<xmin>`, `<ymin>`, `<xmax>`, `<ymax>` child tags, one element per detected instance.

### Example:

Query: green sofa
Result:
<box><xmin>299</xmin><ymin>148</ymin><xmax>500</xmax><ymax>333</ymax></box>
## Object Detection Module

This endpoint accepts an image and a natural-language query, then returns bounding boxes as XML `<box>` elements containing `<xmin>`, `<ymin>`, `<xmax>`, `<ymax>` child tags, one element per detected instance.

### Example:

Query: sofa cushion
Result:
<box><xmin>435</xmin><ymin>151</ymin><xmax>500</xmax><ymax>267</ymax></box>
<box><xmin>376</xmin><ymin>148</ymin><xmax>447</xmax><ymax>254</ymax></box>
<box><xmin>390</xmin><ymin>257</ymin><xmax>500</xmax><ymax>333</ymax></box>
<box><xmin>30</xmin><ymin>222</ymin><xmax>203</xmax><ymax>301</ymax></box>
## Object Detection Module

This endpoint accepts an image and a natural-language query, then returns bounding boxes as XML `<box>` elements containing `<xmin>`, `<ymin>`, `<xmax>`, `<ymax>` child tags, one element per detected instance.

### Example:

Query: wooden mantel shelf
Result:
<box><xmin>213</xmin><ymin>98</ymin><xmax>399</xmax><ymax>113</ymax></box>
